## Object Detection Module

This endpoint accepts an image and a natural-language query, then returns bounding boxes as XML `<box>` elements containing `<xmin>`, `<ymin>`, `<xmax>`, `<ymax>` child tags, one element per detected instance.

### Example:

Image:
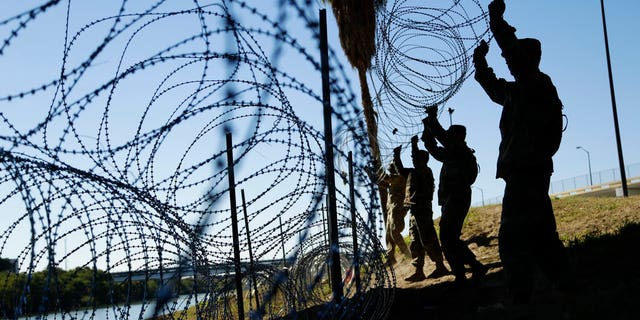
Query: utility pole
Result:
<box><xmin>472</xmin><ymin>186</ymin><xmax>485</xmax><ymax>207</ymax></box>
<box><xmin>599</xmin><ymin>0</ymin><xmax>628</xmax><ymax>196</ymax></box>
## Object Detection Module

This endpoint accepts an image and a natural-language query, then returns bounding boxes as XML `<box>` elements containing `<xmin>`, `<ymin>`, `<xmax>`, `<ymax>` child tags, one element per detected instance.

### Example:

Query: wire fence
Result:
<box><xmin>474</xmin><ymin>162</ymin><xmax>640</xmax><ymax>207</ymax></box>
<box><xmin>549</xmin><ymin>162</ymin><xmax>640</xmax><ymax>195</ymax></box>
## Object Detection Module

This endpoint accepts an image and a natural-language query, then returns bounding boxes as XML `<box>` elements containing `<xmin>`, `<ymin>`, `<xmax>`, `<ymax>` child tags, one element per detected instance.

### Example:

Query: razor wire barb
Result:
<box><xmin>0</xmin><ymin>0</ymin><xmax>488</xmax><ymax>319</ymax></box>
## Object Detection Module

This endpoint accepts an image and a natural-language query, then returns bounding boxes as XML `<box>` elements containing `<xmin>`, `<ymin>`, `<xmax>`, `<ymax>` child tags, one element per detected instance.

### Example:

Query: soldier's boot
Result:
<box><xmin>404</xmin><ymin>268</ymin><xmax>426</xmax><ymax>282</ymax></box>
<box><xmin>453</xmin><ymin>271</ymin><xmax>467</xmax><ymax>286</ymax></box>
<box><xmin>427</xmin><ymin>262</ymin><xmax>451</xmax><ymax>279</ymax></box>
<box><xmin>471</xmin><ymin>262</ymin><xmax>488</xmax><ymax>281</ymax></box>
<box><xmin>387</xmin><ymin>255</ymin><xmax>397</xmax><ymax>266</ymax></box>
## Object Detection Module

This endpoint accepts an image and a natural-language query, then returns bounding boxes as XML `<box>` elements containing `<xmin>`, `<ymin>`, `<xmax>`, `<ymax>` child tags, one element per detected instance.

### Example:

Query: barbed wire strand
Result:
<box><xmin>0</xmin><ymin>0</ymin><xmax>489</xmax><ymax>319</ymax></box>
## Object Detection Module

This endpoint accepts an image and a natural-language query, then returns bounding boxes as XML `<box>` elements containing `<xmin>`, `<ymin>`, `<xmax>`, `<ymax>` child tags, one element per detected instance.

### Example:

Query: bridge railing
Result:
<box><xmin>472</xmin><ymin>162</ymin><xmax>640</xmax><ymax>207</ymax></box>
<box><xmin>549</xmin><ymin>162</ymin><xmax>640</xmax><ymax>195</ymax></box>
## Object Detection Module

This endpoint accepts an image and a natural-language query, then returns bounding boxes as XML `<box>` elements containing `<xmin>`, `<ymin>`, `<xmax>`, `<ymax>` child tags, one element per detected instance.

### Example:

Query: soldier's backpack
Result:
<box><xmin>535</xmin><ymin>73</ymin><xmax>565</xmax><ymax>157</ymax></box>
<box><xmin>463</xmin><ymin>147</ymin><xmax>479</xmax><ymax>185</ymax></box>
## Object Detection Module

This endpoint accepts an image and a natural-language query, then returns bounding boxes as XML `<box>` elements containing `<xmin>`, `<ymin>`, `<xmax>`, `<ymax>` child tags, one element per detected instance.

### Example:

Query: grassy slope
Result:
<box><xmin>165</xmin><ymin>196</ymin><xmax>640</xmax><ymax>319</ymax></box>
<box><xmin>389</xmin><ymin>195</ymin><xmax>640</xmax><ymax>319</ymax></box>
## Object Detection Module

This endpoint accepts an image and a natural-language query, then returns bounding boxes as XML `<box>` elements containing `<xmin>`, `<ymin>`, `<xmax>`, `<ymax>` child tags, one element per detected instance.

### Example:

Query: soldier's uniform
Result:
<box><xmin>473</xmin><ymin>0</ymin><xmax>572</xmax><ymax>303</ymax></box>
<box><xmin>393</xmin><ymin>140</ymin><xmax>448</xmax><ymax>280</ymax></box>
<box><xmin>378</xmin><ymin>168</ymin><xmax>411</xmax><ymax>263</ymax></box>
<box><xmin>422</xmin><ymin>117</ymin><xmax>487</xmax><ymax>284</ymax></box>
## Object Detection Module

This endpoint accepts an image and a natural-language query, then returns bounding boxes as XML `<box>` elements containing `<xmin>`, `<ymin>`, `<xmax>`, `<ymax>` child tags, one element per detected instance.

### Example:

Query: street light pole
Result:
<box><xmin>599</xmin><ymin>0</ymin><xmax>628</xmax><ymax>197</ymax></box>
<box><xmin>577</xmin><ymin>146</ymin><xmax>593</xmax><ymax>186</ymax></box>
<box><xmin>471</xmin><ymin>186</ymin><xmax>485</xmax><ymax>206</ymax></box>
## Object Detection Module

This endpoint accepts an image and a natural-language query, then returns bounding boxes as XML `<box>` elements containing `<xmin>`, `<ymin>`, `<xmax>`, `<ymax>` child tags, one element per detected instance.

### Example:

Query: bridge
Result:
<box><xmin>109</xmin><ymin>259</ymin><xmax>286</xmax><ymax>282</ymax></box>
<box><xmin>474</xmin><ymin>163</ymin><xmax>640</xmax><ymax>207</ymax></box>
<box><xmin>551</xmin><ymin>176</ymin><xmax>640</xmax><ymax>198</ymax></box>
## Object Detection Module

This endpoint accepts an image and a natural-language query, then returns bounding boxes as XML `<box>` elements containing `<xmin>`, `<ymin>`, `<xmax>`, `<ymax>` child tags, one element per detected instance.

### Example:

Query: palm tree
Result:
<box><xmin>326</xmin><ymin>0</ymin><xmax>389</xmax><ymax>227</ymax></box>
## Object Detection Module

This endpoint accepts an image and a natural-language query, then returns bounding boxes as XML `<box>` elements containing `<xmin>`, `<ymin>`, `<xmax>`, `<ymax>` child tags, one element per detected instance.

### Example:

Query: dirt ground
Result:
<box><xmin>385</xmin><ymin>196</ymin><xmax>640</xmax><ymax>319</ymax></box>
<box><xmin>286</xmin><ymin>196</ymin><xmax>640</xmax><ymax>320</ymax></box>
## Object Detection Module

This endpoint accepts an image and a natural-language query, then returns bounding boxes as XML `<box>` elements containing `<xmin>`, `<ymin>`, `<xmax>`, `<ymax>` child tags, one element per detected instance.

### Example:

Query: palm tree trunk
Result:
<box><xmin>357</xmin><ymin>67</ymin><xmax>389</xmax><ymax>230</ymax></box>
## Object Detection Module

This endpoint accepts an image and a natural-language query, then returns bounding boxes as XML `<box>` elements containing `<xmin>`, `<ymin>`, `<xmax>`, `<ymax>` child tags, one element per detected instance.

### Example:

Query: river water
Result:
<box><xmin>18</xmin><ymin>294</ymin><xmax>207</xmax><ymax>320</ymax></box>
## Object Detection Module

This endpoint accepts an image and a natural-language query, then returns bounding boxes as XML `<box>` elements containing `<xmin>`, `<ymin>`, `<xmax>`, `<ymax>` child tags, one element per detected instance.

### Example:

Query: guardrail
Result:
<box><xmin>472</xmin><ymin>162</ymin><xmax>640</xmax><ymax>207</ymax></box>
<box><xmin>549</xmin><ymin>162</ymin><xmax>640</xmax><ymax>195</ymax></box>
<box><xmin>550</xmin><ymin>176</ymin><xmax>640</xmax><ymax>198</ymax></box>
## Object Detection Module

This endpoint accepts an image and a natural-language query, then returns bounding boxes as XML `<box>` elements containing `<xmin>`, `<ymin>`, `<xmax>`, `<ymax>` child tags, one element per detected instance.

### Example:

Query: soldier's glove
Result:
<box><xmin>420</xmin><ymin>117</ymin><xmax>429</xmax><ymax>140</ymax></box>
<box><xmin>411</xmin><ymin>135</ymin><xmax>419</xmax><ymax>145</ymax></box>
<box><xmin>425</xmin><ymin>105</ymin><xmax>438</xmax><ymax>118</ymax></box>
<box><xmin>488</xmin><ymin>0</ymin><xmax>506</xmax><ymax>19</ymax></box>
<box><xmin>393</xmin><ymin>146</ymin><xmax>402</xmax><ymax>155</ymax></box>
<box><xmin>473</xmin><ymin>40</ymin><xmax>489</xmax><ymax>64</ymax></box>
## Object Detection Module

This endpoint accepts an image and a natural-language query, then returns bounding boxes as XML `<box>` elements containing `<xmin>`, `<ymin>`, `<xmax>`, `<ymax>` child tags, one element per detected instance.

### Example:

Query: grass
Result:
<box><xmin>461</xmin><ymin>195</ymin><xmax>640</xmax><ymax>245</ymax></box>
<box><xmin>387</xmin><ymin>195</ymin><xmax>640</xmax><ymax>319</ymax></box>
<box><xmin>390</xmin><ymin>195</ymin><xmax>640</xmax><ymax>319</ymax></box>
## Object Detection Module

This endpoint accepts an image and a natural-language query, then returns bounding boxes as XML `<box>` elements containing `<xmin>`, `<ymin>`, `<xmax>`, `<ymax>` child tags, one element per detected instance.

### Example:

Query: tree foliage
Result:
<box><xmin>0</xmin><ymin>258</ymin><xmax>15</xmax><ymax>273</ymax></box>
<box><xmin>326</xmin><ymin>0</ymin><xmax>386</xmax><ymax>70</ymax></box>
<box><xmin>0</xmin><ymin>267</ymin><xmax>204</xmax><ymax>318</ymax></box>
<box><xmin>326</xmin><ymin>0</ymin><xmax>390</xmax><ymax>225</ymax></box>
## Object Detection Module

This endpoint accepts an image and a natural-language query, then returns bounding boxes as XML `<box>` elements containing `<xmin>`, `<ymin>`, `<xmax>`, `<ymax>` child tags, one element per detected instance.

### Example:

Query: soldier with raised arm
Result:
<box><xmin>473</xmin><ymin>0</ymin><xmax>573</xmax><ymax>304</ymax></box>
<box><xmin>421</xmin><ymin>105</ymin><xmax>487</xmax><ymax>286</ymax></box>
<box><xmin>393</xmin><ymin>136</ymin><xmax>449</xmax><ymax>282</ymax></box>
<box><xmin>369</xmin><ymin>163</ymin><xmax>411</xmax><ymax>265</ymax></box>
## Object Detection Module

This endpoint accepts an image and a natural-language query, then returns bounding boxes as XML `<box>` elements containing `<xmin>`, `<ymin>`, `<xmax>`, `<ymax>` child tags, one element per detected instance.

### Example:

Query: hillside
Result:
<box><xmin>389</xmin><ymin>195</ymin><xmax>640</xmax><ymax>319</ymax></box>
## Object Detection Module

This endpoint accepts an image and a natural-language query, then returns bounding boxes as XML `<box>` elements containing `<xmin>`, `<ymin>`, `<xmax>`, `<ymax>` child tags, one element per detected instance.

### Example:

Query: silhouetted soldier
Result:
<box><xmin>473</xmin><ymin>0</ymin><xmax>573</xmax><ymax>304</ymax></box>
<box><xmin>421</xmin><ymin>105</ymin><xmax>488</xmax><ymax>286</ymax></box>
<box><xmin>393</xmin><ymin>136</ymin><xmax>449</xmax><ymax>282</ymax></box>
<box><xmin>377</xmin><ymin>163</ymin><xmax>411</xmax><ymax>265</ymax></box>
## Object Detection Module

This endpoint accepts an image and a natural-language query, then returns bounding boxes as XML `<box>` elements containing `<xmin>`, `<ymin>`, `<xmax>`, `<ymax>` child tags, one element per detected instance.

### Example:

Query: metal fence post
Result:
<box><xmin>226</xmin><ymin>132</ymin><xmax>244</xmax><ymax>319</ymax></box>
<box><xmin>241</xmin><ymin>189</ymin><xmax>261</xmax><ymax>317</ymax></box>
<box><xmin>348</xmin><ymin>152</ymin><xmax>361</xmax><ymax>295</ymax></box>
<box><xmin>279</xmin><ymin>217</ymin><xmax>287</xmax><ymax>268</ymax></box>
<box><xmin>319</xmin><ymin>8</ymin><xmax>343</xmax><ymax>303</ymax></box>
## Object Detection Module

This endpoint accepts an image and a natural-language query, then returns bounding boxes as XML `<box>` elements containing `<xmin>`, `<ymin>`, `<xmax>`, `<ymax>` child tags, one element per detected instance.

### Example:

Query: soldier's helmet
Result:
<box><xmin>517</xmin><ymin>38</ymin><xmax>541</xmax><ymax>67</ymax></box>
<box><xmin>447</xmin><ymin>125</ymin><xmax>467</xmax><ymax>141</ymax></box>
<box><xmin>412</xmin><ymin>150</ymin><xmax>430</xmax><ymax>165</ymax></box>
<box><xmin>503</xmin><ymin>37</ymin><xmax>542</xmax><ymax>75</ymax></box>
<box><xmin>388</xmin><ymin>162</ymin><xmax>397</xmax><ymax>174</ymax></box>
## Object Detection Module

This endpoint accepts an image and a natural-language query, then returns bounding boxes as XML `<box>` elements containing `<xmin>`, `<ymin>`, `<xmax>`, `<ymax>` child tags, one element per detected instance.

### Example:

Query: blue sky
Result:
<box><xmin>1</xmin><ymin>0</ymin><xmax>638</xmax><ymax>269</ymax></box>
